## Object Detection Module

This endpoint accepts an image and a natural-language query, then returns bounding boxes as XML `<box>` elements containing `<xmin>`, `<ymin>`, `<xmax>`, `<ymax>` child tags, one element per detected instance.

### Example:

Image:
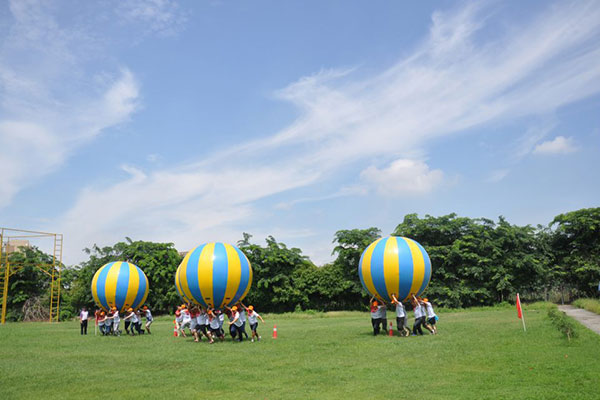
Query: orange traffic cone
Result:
<box><xmin>388</xmin><ymin>321</ymin><xmax>394</xmax><ymax>336</ymax></box>
<box><xmin>272</xmin><ymin>324</ymin><xmax>278</xmax><ymax>339</ymax></box>
<box><xmin>173</xmin><ymin>319</ymin><xmax>178</xmax><ymax>337</ymax></box>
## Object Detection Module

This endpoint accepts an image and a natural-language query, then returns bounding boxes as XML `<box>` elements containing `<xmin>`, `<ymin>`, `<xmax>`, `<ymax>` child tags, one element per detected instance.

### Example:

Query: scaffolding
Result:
<box><xmin>0</xmin><ymin>227</ymin><xmax>63</xmax><ymax>324</ymax></box>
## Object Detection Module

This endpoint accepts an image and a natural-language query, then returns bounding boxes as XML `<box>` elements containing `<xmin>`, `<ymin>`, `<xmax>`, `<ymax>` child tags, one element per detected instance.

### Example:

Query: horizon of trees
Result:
<box><xmin>1</xmin><ymin>207</ymin><xmax>599</xmax><ymax>320</ymax></box>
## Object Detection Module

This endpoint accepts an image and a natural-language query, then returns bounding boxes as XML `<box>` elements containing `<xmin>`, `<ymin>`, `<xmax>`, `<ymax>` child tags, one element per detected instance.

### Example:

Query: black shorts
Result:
<box><xmin>428</xmin><ymin>317</ymin><xmax>437</xmax><ymax>325</ymax></box>
<box><xmin>250</xmin><ymin>323</ymin><xmax>258</xmax><ymax>332</ymax></box>
<box><xmin>200</xmin><ymin>324</ymin><xmax>208</xmax><ymax>334</ymax></box>
<box><xmin>209</xmin><ymin>326</ymin><xmax>221</xmax><ymax>335</ymax></box>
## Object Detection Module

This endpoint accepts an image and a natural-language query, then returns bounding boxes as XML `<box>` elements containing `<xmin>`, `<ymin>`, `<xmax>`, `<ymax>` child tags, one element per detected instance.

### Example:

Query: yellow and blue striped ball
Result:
<box><xmin>91</xmin><ymin>261</ymin><xmax>149</xmax><ymax>312</ymax></box>
<box><xmin>175</xmin><ymin>242</ymin><xmax>253</xmax><ymax>309</ymax></box>
<box><xmin>359</xmin><ymin>236</ymin><xmax>432</xmax><ymax>302</ymax></box>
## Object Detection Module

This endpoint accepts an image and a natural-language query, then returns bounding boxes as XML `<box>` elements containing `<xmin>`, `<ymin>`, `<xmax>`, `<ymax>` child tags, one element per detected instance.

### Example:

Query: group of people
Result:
<box><xmin>92</xmin><ymin>305</ymin><xmax>153</xmax><ymax>336</ymax></box>
<box><xmin>174</xmin><ymin>303</ymin><xmax>264</xmax><ymax>344</ymax></box>
<box><xmin>370</xmin><ymin>294</ymin><xmax>438</xmax><ymax>336</ymax></box>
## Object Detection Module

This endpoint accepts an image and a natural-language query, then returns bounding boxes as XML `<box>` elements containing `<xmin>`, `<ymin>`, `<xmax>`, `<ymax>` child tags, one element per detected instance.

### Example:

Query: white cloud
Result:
<box><xmin>360</xmin><ymin>159</ymin><xmax>444</xmax><ymax>196</ymax></box>
<box><xmin>0</xmin><ymin>1</ymin><xmax>140</xmax><ymax>208</ymax></box>
<box><xmin>45</xmin><ymin>0</ymin><xmax>600</xmax><ymax>263</ymax></box>
<box><xmin>533</xmin><ymin>136</ymin><xmax>578</xmax><ymax>155</ymax></box>
<box><xmin>486</xmin><ymin>169</ymin><xmax>510</xmax><ymax>183</ymax></box>
<box><xmin>115</xmin><ymin>0</ymin><xmax>187</xmax><ymax>37</ymax></box>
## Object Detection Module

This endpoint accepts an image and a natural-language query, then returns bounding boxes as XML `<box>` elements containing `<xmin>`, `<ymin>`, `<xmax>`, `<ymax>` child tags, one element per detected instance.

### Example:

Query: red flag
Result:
<box><xmin>516</xmin><ymin>293</ymin><xmax>523</xmax><ymax>319</ymax></box>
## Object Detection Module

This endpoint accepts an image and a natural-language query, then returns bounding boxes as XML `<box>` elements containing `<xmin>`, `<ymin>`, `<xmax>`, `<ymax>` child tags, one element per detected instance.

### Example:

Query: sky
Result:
<box><xmin>1</xmin><ymin>0</ymin><xmax>599</xmax><ymax>266</ymax></box>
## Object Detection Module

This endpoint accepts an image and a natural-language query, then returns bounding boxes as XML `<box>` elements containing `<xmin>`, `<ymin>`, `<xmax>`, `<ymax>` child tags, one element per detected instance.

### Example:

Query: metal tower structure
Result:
<box><xmin>0</xmin><ymin>227</ymin><xmax>63</xmax><ymax>324</ymax></box>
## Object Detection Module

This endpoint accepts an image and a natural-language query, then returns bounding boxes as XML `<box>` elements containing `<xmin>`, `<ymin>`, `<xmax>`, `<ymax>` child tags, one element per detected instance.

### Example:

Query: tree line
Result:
<box><xmin>2</xmin><ymin>207</ymin><xmax>599</xmax><ymax>320</ymax></box>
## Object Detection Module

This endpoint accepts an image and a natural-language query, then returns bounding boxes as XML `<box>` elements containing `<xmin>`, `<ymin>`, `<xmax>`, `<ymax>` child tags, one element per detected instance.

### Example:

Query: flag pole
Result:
<box><xmin>517</xmin><ymin>293</ymin><xmax>526</xmax><ymax>332</ymax></box>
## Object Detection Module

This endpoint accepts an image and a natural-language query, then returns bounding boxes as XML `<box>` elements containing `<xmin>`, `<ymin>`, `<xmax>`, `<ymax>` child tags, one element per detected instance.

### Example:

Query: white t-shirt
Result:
<box><xmin>376</xmin><ymin>305</ymin><xmax>387</xmax><ymax>319</ymax></box>
<box><xmin>80</xmin><ymin>310</ymin><xmax>89</xmax><ymax>320</ymax></box>
<box><xmin>112</xmin><ymin>311</ymin><xmax>120</xmax><ymax>323</ymax></box>
<box><xmin>197</xmin><ymin>312</ymin><xmax>207</xmax><ymax>325</ymax></box>
<box><xmin>233</xmin><ymin>311</ymin><xmax>243</xmax><ymax>327</ymax></box>
<box><xmin>414</xmin><ymin>304</ymin><xmax>425</xmax><ymax>318</ymax></box>
<box><xmin>395</xmin><ymin>303</ymin><xmax>406</xmax><ymax>318</ymax></box>
<box><xmin>218</xmin><ymin>313</ymin><xmax>225</xmax><ymax>327</ymax></box>
<box><xmin>209</xmin><ymin>315</ymin><xmax>220</xmax><ymax>329</ymax></box>
<box><xmin>144</xmin><ymin>310</ymin><xmax>152</xmax><ymax>320</ymax></box>
<box><xmin>132</xmin><ymin>313</ymin><xmax>139</xmax><ymax>323</ymax></box>
<box><xmin>239</xmin><ymin>310</ymin><xmax>246</xmax><ymax>322</ymax></box>
<box><xmin>247</xmin><ymin>311</ymin><xmax>260</xmax><ymax>325</ymax></box>
<box><xmin>181</xmin><ymin>310</ymin><xmax>192</xmax><ymax>322</ymax></box>
<box><xmin>424</xmin><ymin>302</ymin><xmax>436</xmax><ymax>319</ymax></box>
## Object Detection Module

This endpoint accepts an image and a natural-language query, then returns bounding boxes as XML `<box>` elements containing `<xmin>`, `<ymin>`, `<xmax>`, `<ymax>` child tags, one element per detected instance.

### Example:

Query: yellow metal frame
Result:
<box><xmin>0</xmin><ymin>227</ymin><xmax>63</xmax><ymax>324</ymax></box>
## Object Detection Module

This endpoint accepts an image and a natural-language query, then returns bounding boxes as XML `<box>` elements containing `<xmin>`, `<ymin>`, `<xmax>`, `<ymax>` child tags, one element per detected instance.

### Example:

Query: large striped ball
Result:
<box><xmin>175</xmin><ymin>242</ymin><xmax>252</xmax><ymax>309</ymax></box>
<box><xmin>91</xmin><ymin>261</ymin><xmax>149</xmax><ymax>312</ymax></box>
<box><xmin>359</xmin><ymin>236</ymin><xmax>432</xmax><ymax>302</ymax></box>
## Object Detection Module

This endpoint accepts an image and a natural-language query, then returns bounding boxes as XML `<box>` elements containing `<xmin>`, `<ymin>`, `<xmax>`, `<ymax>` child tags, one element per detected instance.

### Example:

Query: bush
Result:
<box><xmin>573</xmin><ymin>298</ymin><xmax>600</xmax><ymax>315</ymax></box>
<box><xmin>547</xmin><ymin>307</ymin><xmax>578</xmax><ymax>340</ymax></box>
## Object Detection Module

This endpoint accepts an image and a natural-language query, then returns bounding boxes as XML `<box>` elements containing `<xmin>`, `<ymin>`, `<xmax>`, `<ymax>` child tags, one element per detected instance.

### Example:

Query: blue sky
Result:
<box><xmin>1</xmin><ymin>0</ymin><xmax>599</xmax><ymax>266</ymax></box>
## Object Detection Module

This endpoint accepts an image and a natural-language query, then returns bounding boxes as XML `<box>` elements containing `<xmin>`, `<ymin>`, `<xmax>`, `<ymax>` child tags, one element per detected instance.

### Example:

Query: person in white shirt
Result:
<box><xmin>142</xmin><ymin>306</ymin><xmax>153</xmax><ymax>334</ymax></box>
<box><xmin>227</xmin><ymin>306</ymin><xmax>245</xmax><ymax>342</ymax></box>
<box><xmin>370</xmin><ymin>298</ymin><xmax>385</xmax><ymax>335</ymax></box>
<box><xmin>422</xmin><ymin>298</ymin><xmax>438</xmax><ymax>334</ymax></box>
<box><xmin>123</xmin><ymin>308</ymin><xmax>136</xmax><ymax>335</ymax></box>
<box><xmin>411</xmin><ymin>296</ymin><xmax>427</xmax><ymax>335</ymax></box>
<box><xmin>245</xmin><ymin>305</ymin><xmax>264</xmax><ymax>342</ymax></box>
<box><xmin>111</xmin><ymin>307</ymin><xmax>121</xmax><ymax>336</ymax></box>
<box><xmin>237</xmin><ymin>303</ymin><xmax>249</xmax><ymax>340</ymax></box>
<box><xmin>80</xmin><ymin>307</ymin><xmax>89</xmax><ymax>335</ymax></box>
<box><xmin>98</xmin><ymin>311</ymin><xmax>107</xmax><ymax>335</ymax></box>
<box><xmin>133</xmin><ymin>309</ymin><xmax>145</xmax><ymax>335</ymax></box>
<box><xmin>179</xmin><ymin>305</ymin><xmax>192</xmax><ymax>337</ymax></box>
<box><xmin>391</xmin><ymin>294</ymin><xmax>410</xmax><ymax>337</ymax></box>
<box><xmin>207</xmin><ymin>309</ymin><xmax>223</xmax><ymax>342</ymax></box>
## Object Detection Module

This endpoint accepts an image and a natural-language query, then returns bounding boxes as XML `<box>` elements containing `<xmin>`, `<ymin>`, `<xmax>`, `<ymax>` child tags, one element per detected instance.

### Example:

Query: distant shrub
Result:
<box><xmin>547</xmin><ymin>307</ymin><xmax>578</xmax><ymax>341</ymax></box>
<box><xmin>573</xmin><ymin>298</ymin><xmax>600</xmax><ymax>315</ymax></box>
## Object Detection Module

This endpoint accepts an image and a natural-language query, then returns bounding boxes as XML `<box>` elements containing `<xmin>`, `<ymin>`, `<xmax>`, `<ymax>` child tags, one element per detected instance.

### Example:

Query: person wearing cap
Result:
<box><xmin>179</xmin><ymin>305</ymin><xmax>192</xmax><ymax>337</ymax></box>
<box><xmin>391</xmin><ymin>294</ymin><xmax>410</xmax><ymax>337</ymax></box>
<box><xmin>192</xmin><ymin>306</ymin><xmax>208</xmax><ymax>342</ymax></box>
<box><xmin>411</xmin><ymin>296</ymin><xmax>426</xmax><ymax>336</ymax></box>
<box><xmin>98</xmin><ymin>311</ymin><xmax>107</xmax><ymax>335</ymax></box>
<box><xmin>105</xmin><ymin>311</ymin><xmax>114</xmax><ymax>335</ymax></box>
<box><xmin>133</xmin><ymin>309</ymin><xmax>144</xmax><ymax>334</ymax></box>
<box><xmin>207</xmin><ymin>309</ymin><xmax>223</xmax><ymax>342</ymax></box>
<box><xmin>370</xmin><ymin>297</ymin><xmax>384</xmax><ymax>336</ymax></box>
<box><xmin>79</xmin><ymin>307</ymin><xmax>89</xmax><ymax>335</ymax></box>
<box><xmin>227</xmin><ymin>306</ymin><xmax>245</xmax><ymax>342</ymax></box>
<box><xmin>422</xmin><ymin>298</ymin><xmax>438</xmax><ymax>334</ymax></box>
<box><xmin>237</xmin><ymin>303</ymin><xmax>249</xmax><ymax>340</ymax></box>
<box><xmin>175</xmin><ymin>307</ymin><xmax>183</xmax><ymax>334</ymax></box>
<box><xmin>245</xmin><ymin>305</ymin><xmax>264</xmax><ymax>342</ymax></box>
<box><xmin>111</xmin><ymin>307</ymin><xmax>121</xmax><ymax>336</ymax></box>
<box><xmin>123</xmin><ymin>308</ymin><xmax>136</xmax><ymax>335</ymax></box>
<box><xmin>142</xmin><ymin>306</ymin><xmax>153</xmax><ymax>334</ymax></box>
<box><xmin>225</xmin><ymin>308</ymin><xmax>237</xmax><ymax>340</ymax></box>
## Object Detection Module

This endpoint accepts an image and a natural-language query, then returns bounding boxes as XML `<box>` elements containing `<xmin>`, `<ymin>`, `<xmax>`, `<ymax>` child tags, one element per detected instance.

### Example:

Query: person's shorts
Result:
<box><xmin>145</xmin><ymin>319</ymin><xmax>153</xmax><ymax>327</ymax></box>
<box><xmin>209</xmin><ymin>326</ymin><xmax>221</xmax><ymax>335</ymax></box>
<box><xmin>199</xmin><ymin>324</ymin><xmax>208</xmax><ymax>334</ymax></box>
<box><xmin>396</xmin><ymin>317</ymin><xmax>406</xmax><ymax>328</ymax></box>
<box><xmin>250</xmin><ymin>323</ymin><xmax>258</xmax><ymax>332</ymax></box>
<box><xmin>181</xmin><ymin>320</ymin><xmax>192</xmax><ymax>329</ymax></box>
<box><xmin>428</xmin><ymin>317</ymin><xmax>437</xmax><ymax>325</ymax></box>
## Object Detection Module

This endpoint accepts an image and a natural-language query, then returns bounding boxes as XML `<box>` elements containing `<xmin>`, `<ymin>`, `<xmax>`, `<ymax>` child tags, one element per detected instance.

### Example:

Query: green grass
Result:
<box><xmin>573</xmin><ymin>298</ymin><xmax>600</xmax><ymax>315</ymax></box>
<box><xmin>1</xmin><ymin>304</ymin><xmax>600</xmax><ymax>400</ymax></box>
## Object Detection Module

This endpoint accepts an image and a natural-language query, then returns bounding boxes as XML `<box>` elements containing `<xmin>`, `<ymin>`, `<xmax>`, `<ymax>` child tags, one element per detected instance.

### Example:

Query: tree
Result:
<box><xmin>550</xmin><ymin>208</ymin><xmax>600</xmax><ymax>297</ymax></box>
<box><xmin>66</xmin><ymin>239</ymin><xmax>182</xmax><ymax>314</ymax></box>
<box><xmin>238</xmin><ymin>234</ymin><xmax>312</xmax><ymax>312</ymax></box>
<box><xmin>331</xmin><ymin>227</ymin><xmax>382</xmax><ymax>309</ymax></box>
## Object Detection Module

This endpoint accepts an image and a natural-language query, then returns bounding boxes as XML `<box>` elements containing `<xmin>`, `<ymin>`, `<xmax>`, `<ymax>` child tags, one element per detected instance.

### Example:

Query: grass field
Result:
<box><xmin>1</xmin><ymin>304</ymin><xmax>600</xmax><ymax>400</ymax></box>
